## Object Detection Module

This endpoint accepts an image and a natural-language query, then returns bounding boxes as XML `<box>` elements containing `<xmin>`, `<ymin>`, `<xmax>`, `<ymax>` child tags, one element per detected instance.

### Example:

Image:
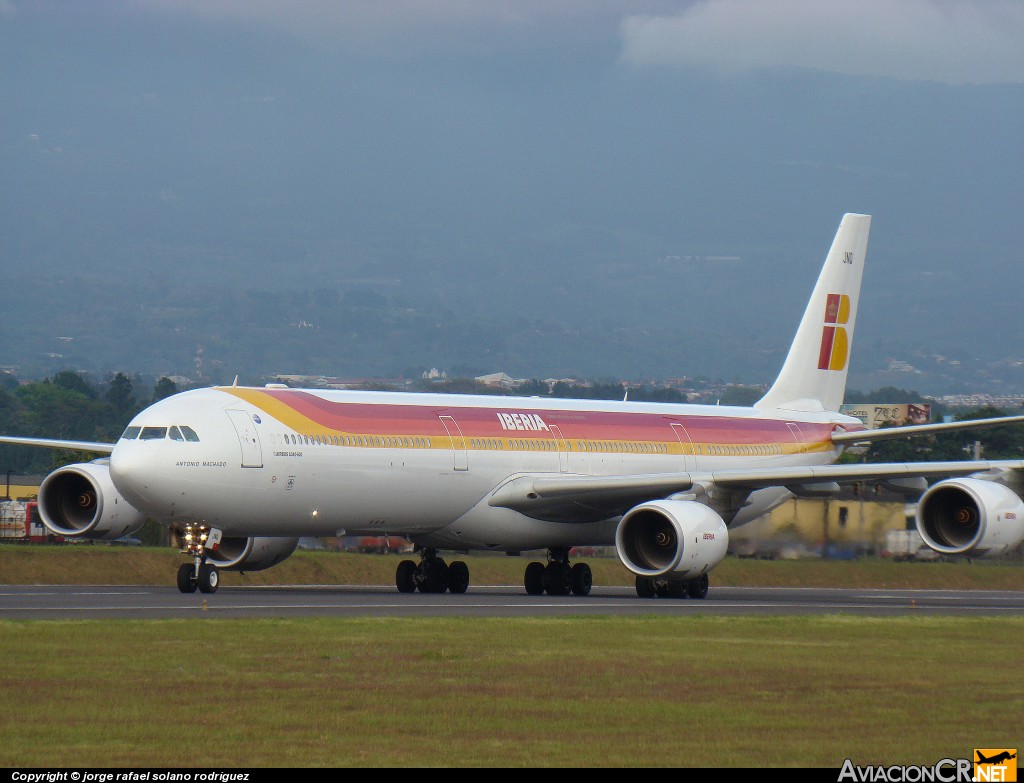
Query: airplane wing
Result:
<box><xmin>831</xmin><ymin>414</ymin><xmax>1024</xmax><ymax>445</ymax></box>
<box><xmin>0</xmin><ymin>435</ymin><xmax>115</xmax><ymax>454</ymax></box>
<box><xmin>489</xmin><ymin>473</ymin><xmax>697</xmax><ymax>522</ymax></box>
<box><xmin>489</xmin><ymin>460</ymin><xmax>1024</xmax><ymax>522</ymax></box>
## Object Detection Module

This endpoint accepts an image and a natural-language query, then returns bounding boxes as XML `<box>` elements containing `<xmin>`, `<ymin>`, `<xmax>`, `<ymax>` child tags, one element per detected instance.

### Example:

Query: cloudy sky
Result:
<box><xmin>2</xmin><ymin>1</ymin><xmax>1023</xmax><ymax>387</ymax></box>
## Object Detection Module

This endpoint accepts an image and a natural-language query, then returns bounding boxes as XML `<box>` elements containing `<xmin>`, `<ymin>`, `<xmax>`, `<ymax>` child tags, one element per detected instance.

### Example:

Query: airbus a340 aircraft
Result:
<box><xmin>4</xmin><ymin>214</ymin><xmax>1024</xmax><ymax>598</ymax></box>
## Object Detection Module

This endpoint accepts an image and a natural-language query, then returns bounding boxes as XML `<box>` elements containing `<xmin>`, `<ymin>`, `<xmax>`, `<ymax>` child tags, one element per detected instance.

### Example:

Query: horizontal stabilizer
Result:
<box><xmin>831</xmin><ymin>414</ymin><xmax>1024</xmax><ymax>445</ymax></box>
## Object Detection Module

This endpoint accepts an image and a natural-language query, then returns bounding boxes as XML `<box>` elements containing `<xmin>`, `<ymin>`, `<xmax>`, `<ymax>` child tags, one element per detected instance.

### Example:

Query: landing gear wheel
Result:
<box><xmin>666</xmin><ymin>579</ymin><xmax>687</xmax><ymax>599</ymax></box>
<box><xmin>687</xmin><ymin>573</ymin><xmax>710</xmax><ymax>599</ymax></box>
<box><xmin>571</xmin><ymin>563</ymin><xmax>593</xmax><ymax>596</ymax></box>
<box><xmin>543</xmin><ymin>563</ymin><xmax>572</xmax><ymax>596</ymax></box>
<box><xmin>419</xmin><ymin>559</ymin><xmax>449</xmax><ymax>593</ymax></box>
<box><xmin>197</xmin><ymin>563</ymin><xmax>219</xmax><ymax>594</ymax></box>
<box><xmin>396</xmin><ymin>560</ymin><xmax>417</xmax><ymax>593</ymax></box>
<box><xmin>635</xmin><ymin>575</ymin><xmax>655</xmax><ymax>598</ymax></box>
<box><xmin>524</xmin><ymin>562</ymin><xmax>545</xmax><ymax>595</ymax></box>
<box><xmin>447</xmin><ymin>561</ymin><xmax>470</xmax><ymax>594</ymax></box>
<box><xmin>177</xmin><ymin>563</ymin><xmax>197</xmax><ymax>594</ymax></box>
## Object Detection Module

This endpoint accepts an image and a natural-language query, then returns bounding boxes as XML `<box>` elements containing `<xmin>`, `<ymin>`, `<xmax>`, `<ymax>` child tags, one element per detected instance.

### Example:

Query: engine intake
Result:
<box><xmin>615</xmin><ymin>500</ymin><xmax>729</xmax><ymax>578</ymax></box>
<box><xmin>916</xmin><ymin>478</ymin><xmax>1024</xmax><ymax>557</ymax></box>
<box><xmin>38</xmin><ymin>462</ymin><xmax>146</xmax><ymax>541</ymax></box>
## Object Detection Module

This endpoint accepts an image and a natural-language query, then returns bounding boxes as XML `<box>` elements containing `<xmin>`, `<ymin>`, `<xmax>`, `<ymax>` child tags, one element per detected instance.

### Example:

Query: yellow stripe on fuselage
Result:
<box><xmin>219</xmin><ymin>388</ymin><xmax>835</xmax><ymax>456</ymax></box>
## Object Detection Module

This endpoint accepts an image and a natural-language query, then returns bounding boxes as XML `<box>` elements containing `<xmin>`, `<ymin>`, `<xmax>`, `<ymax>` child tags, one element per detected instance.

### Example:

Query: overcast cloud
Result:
<box><xmin>621</xmin><ymin>0</ymin><xmax>1024</xmax><ymax>85</ymax></box>
<box><xmin>131</xmin><ymin>0</ymin><xmax>682</xmax><ymax>56</ymax></box>
<box><xmin>1</xmin><ymin>0</ymin><xmax>1022</xmax><ymax>388</ymax></box>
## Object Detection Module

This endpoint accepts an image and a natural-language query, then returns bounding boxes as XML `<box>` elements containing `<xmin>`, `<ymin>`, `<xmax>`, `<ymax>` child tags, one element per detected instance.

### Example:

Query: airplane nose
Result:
<box><xmin>109</xmin><ymin>441</ymin><xmax>163</xmax><ymax>511</ymax></box>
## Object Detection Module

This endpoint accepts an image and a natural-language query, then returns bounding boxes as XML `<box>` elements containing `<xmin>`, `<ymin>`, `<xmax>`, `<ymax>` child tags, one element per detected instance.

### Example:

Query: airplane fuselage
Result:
<box><xmin>109</xmin><ymin>386</ymin><xmax>859</xmax><ymax>551</ymax></box>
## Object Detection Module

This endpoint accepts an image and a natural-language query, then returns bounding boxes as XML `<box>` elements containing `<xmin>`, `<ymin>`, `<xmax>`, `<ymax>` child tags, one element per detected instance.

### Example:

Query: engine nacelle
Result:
<box><xmin>38</xmin><ymin>462</ymin><xmax>147</xmax><ymax>541</ymax></box>
<box><xmin>916</xmin><ymin>478</ymin><xmax>1024</xmax><ymax>558</ymax></box>
<box><xmin>205</xmin><ymin>536</ymin><xmax>299</xmax><ymax>572</ymax></box>
<box><xmin>615</xmin><ymin>500</ymin><xmax>729</xmax><ymax>578</ymax></box>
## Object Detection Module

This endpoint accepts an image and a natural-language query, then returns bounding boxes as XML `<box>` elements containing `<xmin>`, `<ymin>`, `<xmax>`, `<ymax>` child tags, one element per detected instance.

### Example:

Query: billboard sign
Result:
<box><xmin>839</xmin><ymin>403</ymin><xmax>931</xmax><ymax>429</ymax></box>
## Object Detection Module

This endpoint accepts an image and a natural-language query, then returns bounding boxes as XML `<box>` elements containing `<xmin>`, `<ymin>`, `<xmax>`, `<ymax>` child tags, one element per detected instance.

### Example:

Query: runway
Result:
<box><xmin>2</xmin><ymin>584</ymin><xmax>1022</xmax><ymax>619</ymax></box>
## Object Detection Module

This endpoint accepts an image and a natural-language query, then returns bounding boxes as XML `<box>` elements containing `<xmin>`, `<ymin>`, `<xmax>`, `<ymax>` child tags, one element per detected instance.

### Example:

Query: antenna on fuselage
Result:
<box><xmin>232</xmin><ymin>375</ymin><xmax>239</xmax><ymax>387</ymax></box>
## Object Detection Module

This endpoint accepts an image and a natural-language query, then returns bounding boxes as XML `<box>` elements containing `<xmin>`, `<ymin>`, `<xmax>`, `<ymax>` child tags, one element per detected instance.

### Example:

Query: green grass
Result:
<box><xmin>1</xmin><ymin>616</ymin><xmax>1021</xmax><ymax>767</ymax></box>
<box><xmin>2</xmin><ymin>547</ymin><xmax>1021</xmax><ymax>767</ymax></box>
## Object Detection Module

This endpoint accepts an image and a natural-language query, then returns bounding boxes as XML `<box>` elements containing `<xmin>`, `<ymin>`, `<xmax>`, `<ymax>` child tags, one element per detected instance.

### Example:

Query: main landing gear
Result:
<box><xmin>176</xmin><ymin>522</ymin><xmax>220</xmax><ymax>594</ymax></box>
<box><xmin>523</xmin><ymin>548</ymin><xmax>592</xmax><ymax>597</ymax></box>
<box><xmin>395</xmin><ymin>549</ymin><xmax>470</xmax><ymax>594</ymax></box>
<box><xmin>634</xmin><ymin>573</ymin><xmax>709</xmax><ymax>599</ymax></box>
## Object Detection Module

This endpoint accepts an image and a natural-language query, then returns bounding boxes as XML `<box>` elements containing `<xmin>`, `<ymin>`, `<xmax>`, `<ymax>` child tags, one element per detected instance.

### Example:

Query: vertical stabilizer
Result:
<box><xmin>755</xmin><ymin>213</ymin><xmax>871</xmax><ymax>413</ymax></box>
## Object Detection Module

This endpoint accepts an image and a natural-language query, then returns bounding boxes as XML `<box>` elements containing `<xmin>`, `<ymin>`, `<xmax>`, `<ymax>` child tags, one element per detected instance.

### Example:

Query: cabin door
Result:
<box><xmin>226</xmin><ymin>409</ymin><xmax>264</xmax><ymax>468</ymax></box>
<box><xmin>438</xmin><ymin>415</ymin><xmax>469</xmax><ymax>471</ymax></box>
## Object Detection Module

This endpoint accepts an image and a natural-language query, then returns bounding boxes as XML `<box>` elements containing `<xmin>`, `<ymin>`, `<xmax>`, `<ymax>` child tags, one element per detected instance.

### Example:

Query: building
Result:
<box><xmin>730</xmin><ymin>491</ymin><xmax>913</xmax><ymax>559</ymax></box>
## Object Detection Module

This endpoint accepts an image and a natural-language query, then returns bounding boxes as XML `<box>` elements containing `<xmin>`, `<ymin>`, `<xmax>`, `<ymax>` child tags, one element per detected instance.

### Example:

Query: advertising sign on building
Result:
<box><xmin>838</xmin><ymin>403</ymin><xmax>931</xmax><ymax>429</ymax></box>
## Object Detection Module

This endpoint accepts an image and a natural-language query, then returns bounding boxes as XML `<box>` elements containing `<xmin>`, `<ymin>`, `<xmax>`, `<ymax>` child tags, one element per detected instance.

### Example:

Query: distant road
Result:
<box><xmin>2</xmin><ymin>584</ymin><xmax>1022</xmax><ymax>620</ymax></box>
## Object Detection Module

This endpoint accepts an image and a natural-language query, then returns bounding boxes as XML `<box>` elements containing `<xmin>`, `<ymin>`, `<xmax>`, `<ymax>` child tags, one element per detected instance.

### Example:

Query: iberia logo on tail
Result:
<box><xmin>818</xmin><ymin>293</ymin><xmax>850</xmax><ymax>371</ymax></box>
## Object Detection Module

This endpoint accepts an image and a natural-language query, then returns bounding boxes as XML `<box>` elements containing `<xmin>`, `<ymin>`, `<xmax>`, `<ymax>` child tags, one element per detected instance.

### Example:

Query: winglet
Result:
<box><xmin>756</xmin><ymin>213</ymin><xmax>871</xmax><ymax>413</ymax></box>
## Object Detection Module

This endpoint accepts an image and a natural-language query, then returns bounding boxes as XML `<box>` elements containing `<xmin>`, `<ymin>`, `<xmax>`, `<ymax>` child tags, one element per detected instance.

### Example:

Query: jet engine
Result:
<box><xmin>38</xmin><ymin>462</ymin><xmax>146</xmax><ymax>541</ymax></box>
<box><xmin>916</xmin><ymin>478</ymin><xmax>1024</xmax><ymax>558</ymax></box>
<box><xmin>202</xmin><ymin>536</ymin><xmax>299</xmax><ymax>572</ymax></box>
<box><xmin>615</xmin><ymin>500</ymin><xmax>729</xmax><ymax>578</ymax></box>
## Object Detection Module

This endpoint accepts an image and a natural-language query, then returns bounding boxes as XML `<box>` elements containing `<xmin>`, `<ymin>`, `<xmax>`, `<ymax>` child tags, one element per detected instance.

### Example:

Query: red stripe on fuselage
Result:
<box><xmin>253</xmin><ymin>390</ymin><xmax>836</xmax><ymax>448</ymax></box>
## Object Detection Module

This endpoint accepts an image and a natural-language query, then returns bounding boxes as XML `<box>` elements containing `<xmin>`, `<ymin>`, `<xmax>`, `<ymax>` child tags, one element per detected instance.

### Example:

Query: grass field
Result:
<box><xmin>2</xmin><ymin>544</ymin><xmax>1024</xmax><ymax>591</ymax></box>
<box><xmin>1</xmin><ymin>615</ymin><xmax>1021</xmax><ymax>767</ymax></box>
<box><xmin>2</xmin><ymin>546</ymin><xmax>1021</xmax><ymax>768</ymax></box>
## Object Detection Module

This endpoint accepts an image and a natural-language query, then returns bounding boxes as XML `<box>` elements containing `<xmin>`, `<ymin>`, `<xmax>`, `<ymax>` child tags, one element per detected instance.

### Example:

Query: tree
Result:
<box><xmin>105</xmin><ymin>372</ymin><xmax>134</xmax><ymax>414</ymax></box>
<box><xmin>932</xmin><ymin>407</ymin><xmax>1024</xmax><ymax>460</ymax></box>
<box><xmin>718</xmin><ymin>385</ymin><xmax>763</xmax><ymax>406</ymax></box>
<box><xmin>50</xmin><ymin>370</ymin><xmax>96</xmax><ymax>399</ymax></box>
<box><xmin>153</xmin><ymin>376</ymin><xmax>178</xmax><ymax>402</ymax></box>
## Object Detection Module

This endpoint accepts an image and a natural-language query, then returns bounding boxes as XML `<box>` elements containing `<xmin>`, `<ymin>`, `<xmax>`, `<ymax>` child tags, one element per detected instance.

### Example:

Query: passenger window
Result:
<box><xmin>140</xmin><ymin>427</ymin><xmax>167</xmax><ymax>440</ymax></box>
<box><xmin>169</xmin><ymin>426</ymin><xmax>185</xmax><ymax>442</ymax></box>
<box><xmin>121</xmin><ymin>426</ymin><xmax>141</xmax><ymax>440</ymax></box>
<box><xmin>180</xmin><ymin>426</ymin><xmax>200</xmax><ymax>442</ymax></box>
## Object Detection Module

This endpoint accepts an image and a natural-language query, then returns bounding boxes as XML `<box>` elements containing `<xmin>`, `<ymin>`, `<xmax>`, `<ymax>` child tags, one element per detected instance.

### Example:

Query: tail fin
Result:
<box><xmin>756</xmin><ymin>213</ymin><xmax>871</xmax><ymax>413</ymax></box>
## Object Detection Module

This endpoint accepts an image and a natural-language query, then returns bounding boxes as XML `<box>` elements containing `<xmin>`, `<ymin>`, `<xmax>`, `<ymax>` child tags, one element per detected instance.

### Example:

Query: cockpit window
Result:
<box><xmin>180</xmin><ymin>425</ymin><xmax>200</xmax><ymax>442</ymax></box>
<box><xmin>139</xmin><ymin>426</ymin><xmax>168</xmax><ymax>440</ymax></box>
<box><xmin>168</xmin><ymin>426</ymin><xmax>185</xmax><ymax>441</ymax></box>
<box><xmin>121</xmin><ymin>426</ymin><xmax>141</xmax><ymax>440</ymax></box>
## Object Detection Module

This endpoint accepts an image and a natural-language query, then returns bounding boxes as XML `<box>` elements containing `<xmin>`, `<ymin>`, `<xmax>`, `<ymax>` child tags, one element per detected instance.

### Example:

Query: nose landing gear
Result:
<box><xmin>176</xmin><ymin>522</ymin><xmax>220</xmax><ymax>594</ymax></box>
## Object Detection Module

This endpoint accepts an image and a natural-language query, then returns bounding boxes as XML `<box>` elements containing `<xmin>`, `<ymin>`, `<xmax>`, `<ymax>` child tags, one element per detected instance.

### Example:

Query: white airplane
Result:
<box><xmin>3</xmin><ymin>213</ymin><xmax>1024</xmax><ymax>597</ymax></box>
